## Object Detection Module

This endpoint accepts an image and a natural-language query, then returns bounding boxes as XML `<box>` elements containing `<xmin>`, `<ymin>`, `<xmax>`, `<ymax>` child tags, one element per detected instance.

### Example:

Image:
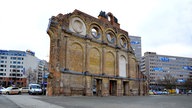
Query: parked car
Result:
<box><xmin>187</xmin><ymin>90</ymin><xmax>192</xmax><ymax>94</ymax></box>
<box><xmin>156</xmin><ymin>91</ymin><xmax>163</xmax><ymax>95</ymax></box>
<box><xmin>20</xmin><ymin>87</ymin><xmax>29</xmax><ymax>93</ymax></box>
<box><xmin>5</xmin><ymin>87</ymin><xmax>21</xmax><ymax>95</ymax></box>
<box><xmin>162</xmin><ymin>91</ymin><xmax>169</xmax><ymax>95</ymax></box>
<box><xmin>0</xmin><ymin>87</ymin><xmax>6</xmax><ymax>94</ymax></box>
<box><xmin>152</xmin><ymin>91</ymin><xmax>157</xmax><ymax>95</ymax></box>
<box><xmin>148</xmin><ymin>90</ymin><xmax>154</xmax><ymax>95</ymax></box>
<box><xmin>28</xmin><ymin>84</ymin><xmax>42</xmax><ymax>95</ymax></box>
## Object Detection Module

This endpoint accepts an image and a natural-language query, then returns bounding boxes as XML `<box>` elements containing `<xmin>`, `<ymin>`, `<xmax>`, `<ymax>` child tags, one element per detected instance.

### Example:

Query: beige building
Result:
<box><xmin>47</xmin><ymin>9</ymin><xmax>147</xmax><ymax>96</ymax></box>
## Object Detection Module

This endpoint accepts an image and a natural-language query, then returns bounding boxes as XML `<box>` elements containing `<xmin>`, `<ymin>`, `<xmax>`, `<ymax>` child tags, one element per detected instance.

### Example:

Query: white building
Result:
<box><xmin>0</xmin><ymin>49</ymin><xmax>40</xmax><ymax>87</ymax></box>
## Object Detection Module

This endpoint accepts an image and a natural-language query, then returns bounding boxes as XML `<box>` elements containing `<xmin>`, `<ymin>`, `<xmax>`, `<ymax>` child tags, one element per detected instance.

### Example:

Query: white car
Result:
<box><xmin>20</xmin><ymin>87</ymin><xmax>29</xmax><ymax>93</ymax></box>
<box><xmin>0</xmin><ymin>87</ymin><xmax>6</xmax><ymax>94</ymax></box>
<box><xmin>187</xmin><ymin>90</ymin><xmax>192</xmax><ymax>94</ymax></box>
<box><xmin>4</xmin><ymin>87</ymin><xmax>21</xmax><ymax>95</ymax></box>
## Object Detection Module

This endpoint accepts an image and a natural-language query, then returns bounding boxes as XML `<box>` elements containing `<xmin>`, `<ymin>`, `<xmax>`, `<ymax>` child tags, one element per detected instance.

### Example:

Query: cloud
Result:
<box><xmin>151</xmin><ymin>43</ymin><xmax>192</xmax><ymax>58</ymax></box>
<box><xmin>0</xmin><ymin>0</ymin><xmax>191</xmax><ymax>60</ymax></box>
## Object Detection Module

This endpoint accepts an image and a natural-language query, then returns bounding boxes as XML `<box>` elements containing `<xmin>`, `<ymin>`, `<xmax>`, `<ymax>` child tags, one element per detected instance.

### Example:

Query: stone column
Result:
<box><xmin>127</xmin><ymin>53</ymin><xmax>131</xmax><ymax>78</ymax></box>
<box><xmin>102</xmin><ymin>78</ymin><xmax>109</xmax><ymax>96</ymax></box>
<box><xmin>117</xmin><ymin>80</ymin><xmax>122</xmax><ymax>96</ymax></box>
<box><xmin>115</xmin><ymin>49</ymin><xmax>119</xmax><ymax>76</ymax></box>
<box><xmin>101</xmin><ymin>45</ymin><xmax>106</xmax><ymax>75</ymax></box>
<box><xmin>64</xmin><ymin>36</ymin><xmax>69</xmax><ymax>70</ymax></box>
<box><xmin>84</xmin><ymin>40</ymin><xmax>90</xmax><ymax>72</ymax></box>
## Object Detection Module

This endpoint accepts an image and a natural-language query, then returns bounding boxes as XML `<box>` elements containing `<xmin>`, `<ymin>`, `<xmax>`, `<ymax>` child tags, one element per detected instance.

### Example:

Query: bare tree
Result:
<box><xmin>183</xmin><ymin>78</ymin><xmax>192</xmax><ymax>91</ymax></box>
<box><xmin>26</xmin><ymin>67</ymin><xmax>37</xmax><ymax>85</ymax></box>
<box><xmin>162</xmin><ymin>73</ymin><xmax>177</xmax><ymax>89</ymax></box>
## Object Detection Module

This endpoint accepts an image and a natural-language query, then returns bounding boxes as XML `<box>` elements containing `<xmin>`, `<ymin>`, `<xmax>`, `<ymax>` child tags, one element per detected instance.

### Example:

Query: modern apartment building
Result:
<box><xmin>37</xmin><ymin>60</ymin><xmax>49</xmax><ymax>85</ymax></box>
<box><xmin>141</xmin><ymin>52</ymin><xmax>192</xmax><ymax>90</ymax></box>
<box><xmin>0</xmin><ymin>49</ymin><xmax>40</xmax><ymax>87</ymax></box>
<box><xmin>129</xmin><ymin>36</ymin><xmax>142</xmax><ymax>61</ymax></box>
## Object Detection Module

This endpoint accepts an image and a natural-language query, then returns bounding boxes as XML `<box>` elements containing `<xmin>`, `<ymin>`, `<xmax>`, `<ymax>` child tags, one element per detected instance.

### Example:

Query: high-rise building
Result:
<box><xmin>129</xmin><ymin>36</ymin><xmax>141</xmax><ymax>61</ymax></box>
<box><xmin>0</xmin><ymin>49</ymin><xmax>40</xmax><ymax>87</ymax></box>
<box><xmin>141</xmin><ymin>52</ymin><xmax>192</xmax><ymax>91</ymax></box>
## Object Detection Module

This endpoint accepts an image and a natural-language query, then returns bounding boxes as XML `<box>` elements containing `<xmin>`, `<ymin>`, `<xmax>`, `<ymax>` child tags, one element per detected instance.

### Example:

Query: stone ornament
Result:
<box><xmin>69</xmin><ymin>17</ymin><xmax>86</xmax><ymax>35</ymax></box>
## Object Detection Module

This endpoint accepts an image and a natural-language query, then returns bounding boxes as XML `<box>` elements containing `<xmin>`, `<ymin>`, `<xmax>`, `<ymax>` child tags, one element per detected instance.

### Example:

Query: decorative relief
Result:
<box><xmin>72</xmin><ymin>20</ymin><xmax>83</xmax><ymax>33</ymax></box>
<box><xmin>69</xmin><ymin>17</ymin><xmax>86</xmax><ymax>35</ymax></box>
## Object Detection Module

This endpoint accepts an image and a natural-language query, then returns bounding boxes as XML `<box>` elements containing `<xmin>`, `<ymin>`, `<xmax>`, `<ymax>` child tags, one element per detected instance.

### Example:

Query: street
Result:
<box><xmin>0</xmin><ymin>95</ymin><xmax>20</xmax><ymax>108</ymax></box>
<box><xmin>1</xmin><ymin>94</ymin><xmax>192</xmax><ymax>108</ymax></box>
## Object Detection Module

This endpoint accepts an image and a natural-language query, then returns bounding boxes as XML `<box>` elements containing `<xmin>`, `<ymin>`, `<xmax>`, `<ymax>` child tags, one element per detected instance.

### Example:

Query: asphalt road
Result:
<box><xmin>0</xmin><ymin>95</ymin><xmax>20</xmax><ymax>108</ymax></box>
<box><xmin>37</xmin><ymin>95</ymin><xmax>192</xmax><ymax>108</ymax></box>
<box><xmin>2</xmin><ymin>94</ymin><xmax>192</xmax><ymax>108</ymax></box>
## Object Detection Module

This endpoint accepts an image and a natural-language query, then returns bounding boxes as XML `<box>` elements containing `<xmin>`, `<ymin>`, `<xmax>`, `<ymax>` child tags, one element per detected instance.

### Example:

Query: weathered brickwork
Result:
<box><xmin>47</xmin><ymin>9</ymin><xmax>147</xmax><ymax>96</ymax></box>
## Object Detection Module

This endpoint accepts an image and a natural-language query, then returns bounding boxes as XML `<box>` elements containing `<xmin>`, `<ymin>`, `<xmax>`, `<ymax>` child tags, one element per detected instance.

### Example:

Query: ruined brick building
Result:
<box><xmin>47</xmin><ymin>9</ymin><xmax>147</xmax><ymax>96</ymax></box>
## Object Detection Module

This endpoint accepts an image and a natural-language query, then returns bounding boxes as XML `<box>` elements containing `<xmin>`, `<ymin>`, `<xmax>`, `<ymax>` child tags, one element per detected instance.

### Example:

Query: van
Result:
<box><xmin>28</xmin><ymin>84</ymin><xmax>42</xmax><ymax>95</ymax></box>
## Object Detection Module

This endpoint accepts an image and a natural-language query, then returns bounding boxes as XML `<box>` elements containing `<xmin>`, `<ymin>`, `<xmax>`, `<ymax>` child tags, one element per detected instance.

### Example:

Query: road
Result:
<box><xmin>1</xmin><ymin>94</ymin><xmax>192</xmax><ymax>108</ymax></box>
<box><xmin>0</xmin><ymin>95</ymin><xmax>20</xmax><ymax>108</ymax></box>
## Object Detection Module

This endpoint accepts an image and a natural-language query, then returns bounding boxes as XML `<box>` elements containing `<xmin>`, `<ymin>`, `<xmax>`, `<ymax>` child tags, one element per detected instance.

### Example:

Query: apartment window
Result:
<box><xmin>0</xmin><ymin>65</ymin><xmax>6</xmax><ymax>67</ymax></box>
<box><xmin>0</xmin><ymin>73</ymin><xmax>3</xmax><ymax>76</ymax></box>
<box><xmin>11</xmin><ymin>57</ymin><xmax>17</xmax><ymax>60</ymax></box>
<box><xmin>1</xmin><ymin>56</ymin><xmax>7</xmax><ymax>59</ymax></box>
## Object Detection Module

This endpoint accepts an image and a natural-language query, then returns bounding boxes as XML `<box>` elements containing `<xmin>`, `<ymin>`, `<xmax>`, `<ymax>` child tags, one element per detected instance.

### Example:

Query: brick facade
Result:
<box><xmin>47</xmin><ymin>9</ymin><xmax>147</xmax><ymax>96</ymax></box>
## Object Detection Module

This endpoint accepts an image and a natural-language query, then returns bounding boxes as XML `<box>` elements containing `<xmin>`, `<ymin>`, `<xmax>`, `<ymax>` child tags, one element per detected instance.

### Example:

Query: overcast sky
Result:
<box><xmin>0</xmin><ymin>0</ymin><xmax>192</xmax><ymax>61</ymax></box>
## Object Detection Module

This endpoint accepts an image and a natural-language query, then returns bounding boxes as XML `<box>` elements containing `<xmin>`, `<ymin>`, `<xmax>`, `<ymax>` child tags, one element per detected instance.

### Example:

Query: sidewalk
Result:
<box><xmin>4</xmin><ymin>95</ymin><xmax>64</xmax><ymax>108</ymax></box>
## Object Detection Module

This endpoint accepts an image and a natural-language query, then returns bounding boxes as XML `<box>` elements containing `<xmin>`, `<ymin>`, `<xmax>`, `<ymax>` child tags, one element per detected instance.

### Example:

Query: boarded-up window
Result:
<box><xmin>119</xmin><ymin>55</ymin><xmax>127</xmax><ymax>77</ymax></box>
<box><xmin>105</xmin><ymin>52</ymin><xmax>115</xmax><ymax>76</ymax></box>
<box><xmin>69</xmin><ymin>43</ymin><xmax>83</xmax><ymax>72</ymax></box>
<box><xmin>89</xmin><ymin>48</ymin><xmax>101</xmax><ymax>74</ymax></box>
